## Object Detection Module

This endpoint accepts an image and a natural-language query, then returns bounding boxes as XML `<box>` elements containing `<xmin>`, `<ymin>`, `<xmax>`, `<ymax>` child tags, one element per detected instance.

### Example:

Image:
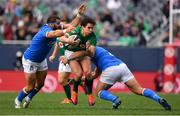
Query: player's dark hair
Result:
<box><xmin>47</xmin><ymin>15</ymin><xmax>60</xmax><ymax>23</ymax></box>
<box><xmin>81</xmin><ymin>17</ymin><xmax>96</xmax><ymax>27</ymax></box>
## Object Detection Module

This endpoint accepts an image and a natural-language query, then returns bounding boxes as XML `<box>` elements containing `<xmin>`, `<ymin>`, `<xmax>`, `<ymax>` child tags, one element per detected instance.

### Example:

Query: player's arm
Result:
<box><xmin>86</xmin><ymin>45</ymin><xmax>96</xmax><ymax>57</ymax></box>
<box><xmin>86</xmin><ymin>35</ymin><xmax>97</xmax><ymax>56</ymax></box>
<box><xmin>59</xmin><ymin>50</ymin><xmax>89</xmax><ymax>64</ymax></box>
<box><xmin>49</xmin><ymin>42</ymin><xmax>59</xmax><ymax>63</ymax></box>
<box><xmin>61</xmin><ymin>4</ymin><xmax>86</xmax><ymax>29</ymax></box>
<box><xmin>62</xmin><ymin>3</ymin><xmax>86</xmax><ymax>28</ymax></box>
<box><xmin>70</xmin><ymin>3</ymin><xmax>86</xmax><ymax>27</ymax></box>
<box><xmin>65</xmin><ymin>44</ymin><xmax>96</xmax><ymax>61</ymax></box>
<box><xmin>59</xmin><ymin>35</ymin><xmax>79</xmax><ymax>45</ymax></box>
<box><xmin>68</xmin><ymin>50</ymin><xmax>88</xmax><ymax>60</ymax></box>
<box><xmin>46</xmin><ymin>26</ymin><xmax>75</xmax><ymax>38</ymax></box>
<box><xmin>91</xmin><ymin>67</ymin><xmax>101</xmax><ymax>79</ymax></box>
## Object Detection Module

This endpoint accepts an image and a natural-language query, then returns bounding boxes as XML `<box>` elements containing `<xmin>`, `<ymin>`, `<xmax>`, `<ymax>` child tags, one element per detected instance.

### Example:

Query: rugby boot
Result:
<box><xmin>88</xmin><ymin>94</ymin><xmax>95</xmax><ymax>106</ymax></box>
<box><xmin>112</xmin><ymin>97</ymin><xmax>121</xmax><ymax>109</ymax></box>
<box><xmin>15</xmin><ymin>97</ymin><xmax>21</xmax><ymax>109</ymax></box>
<box><xmin>71</xmin><ymin>91</ymin><xmax>78</xmax><ymax>105</ymax></box>
<box><xmin>159</xmin><ymin>98</ymin><xmax>171</xmax><ymax>111</ymax></box>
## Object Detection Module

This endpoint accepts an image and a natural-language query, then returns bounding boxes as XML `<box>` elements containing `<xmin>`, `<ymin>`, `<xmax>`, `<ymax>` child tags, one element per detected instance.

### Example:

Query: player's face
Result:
<box><xmin>53</xmin><ymin>19</ymin><xmax>61</xmax><ymax>30</ymax></box>
<box><xmin>82</xmin><ymin>23</ymin><xmax>94</xmax><ymax>36</ymax></box>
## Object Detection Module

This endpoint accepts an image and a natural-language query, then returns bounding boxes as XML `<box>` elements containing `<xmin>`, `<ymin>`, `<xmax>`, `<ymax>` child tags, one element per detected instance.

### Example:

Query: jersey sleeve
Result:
<box><xmin>42</xmin><ymin>26</ymin><xmax>53</xmax><ymax>38</ymax></box>
<box><xmin>67</xmin><ymin>26</ymin><xmax>80</xmax><ymax>37</ymax></box>
<box><xmin>56</xmin><ymin>37</ymin><xmax>64</xmax><ymax>48</ymax></box>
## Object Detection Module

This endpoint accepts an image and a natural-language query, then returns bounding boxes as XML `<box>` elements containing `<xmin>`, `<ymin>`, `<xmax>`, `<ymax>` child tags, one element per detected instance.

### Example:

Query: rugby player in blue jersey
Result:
<box><xmin>60</xmin><ymin>46</ymin><xmax>171</xmax><ymax>110</ymax></box>
<box><xmin>14</xmin><ymin>4</ymin><xmax>86</xmax><ymax>109</ymax></box>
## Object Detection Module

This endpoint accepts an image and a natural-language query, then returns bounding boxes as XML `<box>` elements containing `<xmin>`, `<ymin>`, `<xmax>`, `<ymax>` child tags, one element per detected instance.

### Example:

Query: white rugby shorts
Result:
<box><xmin>22</xmin><ymin>56</ymin><xmax>48</xmax><ymax>73</ymax></box>
<box><xmin>58</xmin><ymin>61</ymin><xmax>71</xmax><ymax>73</ymax></box>
<box><xmin>100</xmin><ymin>63</ymin><xmax>134</xmax><ymax>85</ymax></box>
<box><xmin>64</xmin><ymin>50</ymin><xmax>74</xmax><ymax>59</ymax></box>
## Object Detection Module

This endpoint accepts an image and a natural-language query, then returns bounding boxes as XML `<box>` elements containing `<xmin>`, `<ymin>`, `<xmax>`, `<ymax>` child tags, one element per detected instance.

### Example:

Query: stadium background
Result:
<box><xmin>0</xmin><ymin>0</ymin><xmax>180</xmax><ymax>94</ymax></box>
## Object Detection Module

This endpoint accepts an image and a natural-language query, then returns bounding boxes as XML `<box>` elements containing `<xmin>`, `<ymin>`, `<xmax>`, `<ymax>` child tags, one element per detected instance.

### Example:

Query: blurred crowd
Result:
<box><xmin>173</xmin><ymin>0</ymin><xmax>180</xmax><ymax>43</ymax></box>
<box><xmin>0</xmin><ymin>0</ymin><xmax>179</xmax><ymax>47</ymax></box>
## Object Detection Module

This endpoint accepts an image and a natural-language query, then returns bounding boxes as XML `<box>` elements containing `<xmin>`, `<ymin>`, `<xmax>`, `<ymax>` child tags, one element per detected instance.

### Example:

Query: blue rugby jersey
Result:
<box><xmin>92</xmin><ymin>47</ymin><xmax>123</xmax><ymax>71</ymax></box>
<box><xmin>24</xmin><ymin>24</ymin><xmax>56</xmax><ymax>63</ymax></box>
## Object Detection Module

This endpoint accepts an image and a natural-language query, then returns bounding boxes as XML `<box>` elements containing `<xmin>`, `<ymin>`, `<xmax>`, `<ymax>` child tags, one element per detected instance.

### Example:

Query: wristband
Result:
<box><xmin>62</xmin><ymin>29</ymin><xmax>67</xmax><ymax>34</ymax></box>
<box><xmin>77</xmin><ymin>13</ymin><xmax>82</xmax><ymax>18</ymax></box>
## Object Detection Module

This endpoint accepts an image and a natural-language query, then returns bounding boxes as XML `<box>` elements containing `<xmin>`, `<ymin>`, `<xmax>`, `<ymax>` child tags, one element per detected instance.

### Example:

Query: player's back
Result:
<box><xmin>92</xmin><ymin>47</ymin><xmax>123</xmax><ymax>71</ymax></box>
<box><xmin>24</xmin><ymin>24</ymin><xmax>56</xmax><ymax>63</ymax></box>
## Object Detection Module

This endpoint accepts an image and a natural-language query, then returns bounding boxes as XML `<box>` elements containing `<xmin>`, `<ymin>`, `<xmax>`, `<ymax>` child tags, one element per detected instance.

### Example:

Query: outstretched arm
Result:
<box><xmin>70</xmin><ymin>3</ymin><xmax>86</xmax><ymax>27</ymax></box>
<box><xmin>46</xmin><ymin>26</ymin><xmax>75</xmax><ymax>38</ymax></box>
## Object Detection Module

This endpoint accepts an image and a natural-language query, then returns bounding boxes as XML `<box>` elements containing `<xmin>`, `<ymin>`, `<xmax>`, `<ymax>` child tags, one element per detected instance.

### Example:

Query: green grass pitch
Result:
<box><xmin>0</xmin><ymin>92</ymin><xmax>179</xmax><ymax>115</ymax></box>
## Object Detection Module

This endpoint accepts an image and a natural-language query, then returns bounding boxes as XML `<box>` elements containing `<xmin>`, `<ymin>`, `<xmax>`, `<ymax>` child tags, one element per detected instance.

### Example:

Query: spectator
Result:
<box><xmin>154</xmin><ymin>67</ymin><xmax>164</xmax><ymax>92</ymax></box>
<box><xmin>15</xmin><ymin>20</ymin><xmax>27</xmax><ymax>40</ymax></box>
<box><xmin>3</xmin><ymin>20</ymin><xmax>13</xmax><ymax>40</ymax></box>
<box><xmin>118</xmin><ymin>29</ymin><xmax>136</xmax><ymax>47</ymax></box>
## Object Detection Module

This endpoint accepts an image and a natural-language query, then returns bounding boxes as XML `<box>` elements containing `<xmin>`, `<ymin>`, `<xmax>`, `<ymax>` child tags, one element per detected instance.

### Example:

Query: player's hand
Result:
<box><xmin>68</xmin><ymin>38</ymin><xmax>79</xmax><ymax>45</ymax></box>
<box><xmin>77</xmin><ymin>3</ymin><xmax>86</xmax><ymax>15</ymax></box>
<box><xmin>59</xmin><ymin>56</ymin><xmax>68</xmax><ymax>64</ymax></box>
<box><xmin>49</xmin><ymin>55</ymin><xmax>55</xmax><ymax>63</ymax></box>
<box><xmin>90</xmin><ymin>71</ymin><xmax>98</xmax><ymax>79</ymax></box>
<box><xmin>66</xmin><ymin>25</ymin><xmax>75</xmax><ymax>33</ymax></box>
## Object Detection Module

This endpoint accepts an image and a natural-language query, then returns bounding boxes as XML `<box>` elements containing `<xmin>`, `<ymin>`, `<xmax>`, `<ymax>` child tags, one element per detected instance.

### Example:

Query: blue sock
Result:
<box><xmin>143</xmin><ymin>88</ymin><xmax>161</xmax><ymax>103</ymax></box>
<box><xmin>27</xmin><ymin>88</ymin><xmax>39</xmax><ymax>100</ymax></box>
<box><xmin>99</xmin><ymin>90</ymin><xmax>118</xmax><ymax>103</ymax></box>
<box><xmin>17</xmin><ymin>89</ymin><xmax>28</xmax><ymax>102</ymax></box>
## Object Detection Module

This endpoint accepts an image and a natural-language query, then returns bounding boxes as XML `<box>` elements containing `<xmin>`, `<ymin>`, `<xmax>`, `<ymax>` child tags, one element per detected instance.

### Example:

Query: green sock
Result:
<box><xmin>63</xmin><ymin>84</ymin><xmax>71</xmax><ymax>99</ymax></box>
<box><xmin>85</xmin><ymin>79</ymin><xmax>93</xmax><ymax>94</ymax></box>
<box><xmin>73</xmin><ymin>80</ymin><xmax>81</xmax><ymax>93</ymax></box>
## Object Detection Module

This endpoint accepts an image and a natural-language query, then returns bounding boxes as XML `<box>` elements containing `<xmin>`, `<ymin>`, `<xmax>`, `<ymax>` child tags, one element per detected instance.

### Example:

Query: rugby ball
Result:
<box><xmin>65</xmin><ymin>35</ymin><xmax>80</xmax><ymax>49</ymax></box>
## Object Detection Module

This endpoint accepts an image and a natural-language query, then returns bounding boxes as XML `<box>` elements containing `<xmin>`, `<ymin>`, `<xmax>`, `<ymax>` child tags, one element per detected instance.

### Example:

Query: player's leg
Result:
<box><xmin>95</xmin><ymin>80</ymin><xmax>121</xmax><ymax>109</ymax></box>
<box><xmin>23</xmin><ymin>59</ymin><xmax>48</xmax><ymax>108</ymax></box>
<box><xmin>80</xmin><ymin>56</ymin><xmax>95</xmax><ymax>106</ymax></box>
<box><xmin>15</xmin><ymin>57</ymin><xmax>37</xmax><ymax>108</ymax></box>
<box><xmin>79</xmin><ymin>76</ymin><xmax>88</xmax><ymax>94</ymax></box>
<box><xmin>58</xmin><ymin>62</ymin><xmax>72</xmax><ymax>103</ymax></box>
<box><xmin>125</xmin><ymin>78</ymin><xmax>171</xmax><ymax>110</ymax></box>
<box><xmin>120</xmin><ymin>63</ymin><xmax>171</xmax><ymax>110</ymax></box>
<box><xmin>15</xmin><ymin>72</ymin><xmax>36</xmax><ymax>108</ymax></box>
<box><xmin>58</xmin><ymin>72</ymin><xmax>71</xmax><ymax>103</ymax></box>
<box><xmin>69</xmin><ymin>60</ymin><xmax>83</xmax><ymax>105</ymax></box>
<box><xmin>95</xmin><ymin>66</ymin><xmax>123</xmax><ymax>109</ymax></box>
<box><xmin>23</xmin><ymin>70</ymin><xmax>47</xmax><ymax>108</ymax></box>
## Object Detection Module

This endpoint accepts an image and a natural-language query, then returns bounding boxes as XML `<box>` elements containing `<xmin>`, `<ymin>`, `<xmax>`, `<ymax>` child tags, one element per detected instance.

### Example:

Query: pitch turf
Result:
<box><xmin>0</xmin><ymin>92</ymin><xmax>179</xmax><ymax>115</ymax></box>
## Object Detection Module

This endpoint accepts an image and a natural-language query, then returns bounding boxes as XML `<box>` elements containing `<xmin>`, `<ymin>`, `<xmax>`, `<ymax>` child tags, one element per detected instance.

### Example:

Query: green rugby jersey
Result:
<box><xmin>64</xmin><ymin>26</ymin><xmax>97</xmax><ymax>52</ymax></box>
<box><xmin>57</xmin><ymin>37</ymin><xmax>65</xmax><ymax>55</ymax></box>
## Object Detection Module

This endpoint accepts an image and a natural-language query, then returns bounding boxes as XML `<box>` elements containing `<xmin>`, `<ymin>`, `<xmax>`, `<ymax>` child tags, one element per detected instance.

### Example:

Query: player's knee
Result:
<box><xmin>36</xmin><ymin>83</ymin><xmax>44</xmax><ymax>89</ymax></box>
<box><xmin>25</xmin><ymin>86</ymin><xmax>34</xmax><ymax>93</ymax></box>
<box><xmin>58</xmin><ymin>79</ymin><xmax>67</xmax><ymax>86</ymax></box>
<box><xmin>84</xmin><ymin>70</ymin><xmax>91</xmax><ymax>77</ymax></box>
<box><xmin>74</xmin><ymin>71</ymin><xmax>83</xmax><ymax>79</ymax></box>
<box><xmin>83</xmin><ymin>68</ymin><xmax>91</xmax><ymax>75</ymax></box>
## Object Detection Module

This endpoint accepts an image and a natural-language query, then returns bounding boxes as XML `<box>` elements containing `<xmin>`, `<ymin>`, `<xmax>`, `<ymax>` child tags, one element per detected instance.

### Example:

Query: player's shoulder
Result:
<box><xmin>68</xmin><ymin>26</ymin><xmax>81</xmax><ymax>36</ymax></box>
<box><xmin>75</xmin><ymin>26</ymin><xmax>81</xmax><ymax>32</ymax></box>
<box><xmin>91</xmin><ymin>32</ymin><xmax>96</xmax><ymax>37</ymax></box>
<box><xmin>40</xmin><ymin>24</ymin><xmax>52</xmax><ymax>31</ymax></box>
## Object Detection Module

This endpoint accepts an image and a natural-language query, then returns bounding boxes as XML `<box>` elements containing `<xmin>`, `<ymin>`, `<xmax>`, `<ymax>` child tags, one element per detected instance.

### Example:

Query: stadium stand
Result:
<box><xmin>0</xmin><ymin>0</ymin><xmax>179</xmax><ymax>47</ymax></box>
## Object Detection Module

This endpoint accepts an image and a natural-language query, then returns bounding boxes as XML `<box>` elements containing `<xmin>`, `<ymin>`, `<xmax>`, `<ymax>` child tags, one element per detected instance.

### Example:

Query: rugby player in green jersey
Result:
<box><xmin>59</xmin><ymin>17</ymin><xmax>97</xmax><ymax>105</ymax></box>
<box><xmin>49</xmin><ymin>37</ymin><xmax>95</xmax><ymax>106</ymax></box>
